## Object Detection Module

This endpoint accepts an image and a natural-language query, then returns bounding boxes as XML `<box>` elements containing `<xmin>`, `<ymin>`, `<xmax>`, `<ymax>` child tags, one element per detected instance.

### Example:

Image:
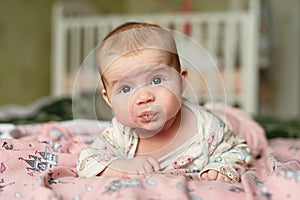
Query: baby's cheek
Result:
<box><xmin>112</xmin><ymin>101</ymin><xmax>133</xmax><ymax>124</ymax></box>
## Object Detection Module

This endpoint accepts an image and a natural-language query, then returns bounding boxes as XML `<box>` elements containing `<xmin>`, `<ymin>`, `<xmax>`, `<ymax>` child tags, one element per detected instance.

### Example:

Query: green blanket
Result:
<box><xmin>1</xmin><ymin>98</ymin><xmax>299</xmax><ymax>139</ymax></box>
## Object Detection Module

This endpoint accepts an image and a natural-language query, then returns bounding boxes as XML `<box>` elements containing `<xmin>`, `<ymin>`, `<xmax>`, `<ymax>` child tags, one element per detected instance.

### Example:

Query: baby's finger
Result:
<box><xmin>223</xmin><ymin>175</ymin><xmax>232</xmax><ymax>182</ymax></box>
<box><xmin>217</xmin><ymin>172</ymin><xmax>227</xmax><ymax>180</ymax></box>
<box><xmin>218</xmin><ymin>173</ymin><xmax>232</xmax><ymax>182</ymax></box>
<box><xmin>143</xmin><ymin>161</ymin><xmax>155</xmax><ymax>173</ymax></box>
<box><xmin>200</xmin><ymin>172</ymin><xmax>208</xmax><ymax>180</ymax></box>
<box><xmin>147</xmin><ymin>157</ymin><xmax>160</xmax><ymax>171</ymax></box>
<box><xmin>207</xmin><ymin>170</ymin><xmax>218</xmax><ymax>180</ymax></box>
<box><xmin>216</xmin><ymin>172</ymin><xmax>222</xmax><ymax>180</ymax></box>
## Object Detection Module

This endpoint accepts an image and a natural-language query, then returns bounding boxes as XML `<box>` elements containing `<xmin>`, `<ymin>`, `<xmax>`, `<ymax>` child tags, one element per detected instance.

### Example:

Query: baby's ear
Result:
<box><xmin>180</xmin><ymin>68</ymin><xmax>188</xmax><ymax>90</ymax></box>
<box><xmin>102</xmin><ymin>89</ymin><xmax>112</xmax><ymax>107</ymax></box>
<box><xmin>181</xmin><ymin>68</ymin><xmax>188</xmax><ymax>78</ymax></box>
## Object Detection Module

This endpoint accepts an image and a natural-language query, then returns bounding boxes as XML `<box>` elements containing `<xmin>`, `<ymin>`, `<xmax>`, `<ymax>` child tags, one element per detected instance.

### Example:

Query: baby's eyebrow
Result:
<box><xmin>110</xmin><ymin>79</ymin><xmax>118</xmax><ymax>88</ymax></box>
<box><xmin>110</xmin><ymin>79</ymin><xmax>123</xmax><ymax>89</ymax></box>
<box><xmin>110</xmin><ymin>76</ymin><xmax>132</xmax><ymax>88</ymax></box>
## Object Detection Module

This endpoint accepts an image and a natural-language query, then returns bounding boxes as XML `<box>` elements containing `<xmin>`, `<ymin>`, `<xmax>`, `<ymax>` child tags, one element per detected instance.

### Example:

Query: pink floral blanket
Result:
<box><xmin>0</xmin><ymin>119</ymin><xmax>299</xmax><ymax>200</ymax></box>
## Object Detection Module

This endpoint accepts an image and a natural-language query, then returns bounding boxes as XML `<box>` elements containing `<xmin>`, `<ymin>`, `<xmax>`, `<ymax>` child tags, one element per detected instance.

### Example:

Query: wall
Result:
<box><xmin>0</xmin><ymin>0</ymin><xmax>53</xmax><ymax>105</ymax></box>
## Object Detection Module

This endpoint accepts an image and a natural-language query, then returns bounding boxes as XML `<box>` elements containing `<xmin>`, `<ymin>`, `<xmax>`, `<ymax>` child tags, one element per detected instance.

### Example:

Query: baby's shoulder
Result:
<box><xmin>188</xmin><ymin>102</ymin><xmax>223</xmax><ymax>124</ymax></box>
<box><xmin>192</xmin><ymin>104</ymin><xmax>228</xmax><ymax>136</ymax></box>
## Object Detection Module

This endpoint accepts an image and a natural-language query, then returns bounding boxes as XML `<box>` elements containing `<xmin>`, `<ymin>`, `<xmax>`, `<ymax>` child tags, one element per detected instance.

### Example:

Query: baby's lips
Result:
<box><xmin>139</xmin><ymin>111</ymin><xmax>157</xmax><ymax>122</ymax></box>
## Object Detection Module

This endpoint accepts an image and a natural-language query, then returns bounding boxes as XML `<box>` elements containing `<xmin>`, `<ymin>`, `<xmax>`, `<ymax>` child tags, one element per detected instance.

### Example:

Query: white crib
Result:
<box><xmin>50</xmin><ymin>0</ymin><xmax>260</xmax><ymax>115</ymax></box>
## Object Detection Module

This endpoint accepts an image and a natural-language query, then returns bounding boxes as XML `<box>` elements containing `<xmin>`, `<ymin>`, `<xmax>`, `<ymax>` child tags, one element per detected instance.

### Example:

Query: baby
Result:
<box><xmin>77</xmin><ymin>22</ymin><xmax>252</xmax><ymax>182</ymax></box>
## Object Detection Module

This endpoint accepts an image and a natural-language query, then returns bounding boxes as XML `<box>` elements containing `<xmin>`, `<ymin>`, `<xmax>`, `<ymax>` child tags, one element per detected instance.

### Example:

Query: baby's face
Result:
<box><xmin>102</xmin><ymin>49</ymin><xmax>186</xmax><ymax>133</ymax></box>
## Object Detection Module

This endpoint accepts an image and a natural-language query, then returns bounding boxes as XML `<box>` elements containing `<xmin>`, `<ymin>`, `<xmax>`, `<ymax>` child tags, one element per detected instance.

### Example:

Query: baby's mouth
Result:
<box><xmin>139</xmin><ymin>111</ymin><xmax>157</xmax><ymax>122</ymax></box>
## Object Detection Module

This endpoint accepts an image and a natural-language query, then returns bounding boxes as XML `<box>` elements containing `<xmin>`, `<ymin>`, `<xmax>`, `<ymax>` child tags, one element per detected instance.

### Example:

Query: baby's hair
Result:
<box><xmin>97</xmin><ymin>22</ymin><xmax>181</xmax><ymax>88</ymax></box>
<box><xmin>102</xmin><ymin>22</ymin><xmax>161</xmax><ymax>42</ymax></box>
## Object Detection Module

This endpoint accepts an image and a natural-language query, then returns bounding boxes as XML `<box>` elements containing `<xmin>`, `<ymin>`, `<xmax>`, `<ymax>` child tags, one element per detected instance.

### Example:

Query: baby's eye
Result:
<box><xmin>121</xmin><ymin>86</ymin><xmax>131</xmax><ymax>93</ymax></box>
<box><xmin>151</xmin><ymin>77</ymin><xmax>162</xmax><ymax>85</ymax></box>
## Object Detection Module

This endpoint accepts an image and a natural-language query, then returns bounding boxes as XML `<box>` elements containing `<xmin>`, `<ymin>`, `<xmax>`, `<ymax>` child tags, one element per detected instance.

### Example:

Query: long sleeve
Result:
<box><xmin>199</xmin><ymin>110</ymin><xmax>252</xmax><ymax>182</ymax></box>
<box><xmin>77</xmin><ymin>134</ymin><xmax>120</xmax><ymax>178</ymax></box>
<box><xmin>76</xmin><ymin>118</ymin><xmax>138</xmax><ymax>178</ymax></box>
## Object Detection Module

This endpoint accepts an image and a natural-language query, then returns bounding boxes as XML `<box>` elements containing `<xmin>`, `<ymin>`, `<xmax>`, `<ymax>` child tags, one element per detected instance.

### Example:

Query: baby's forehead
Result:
<box><xmin>97</xmin><ymin>26</ymin><xmax>178</xmax><ymax>73</ymax></box>
<box><xmin>101</xmin><ymin>49</ymin><xmax>178</xmax><ymax>75</ymax></box>
<box><xmin>123</xmin><ymin>48</ymin><xmax>170</xmax><ymax>57</ymax></box>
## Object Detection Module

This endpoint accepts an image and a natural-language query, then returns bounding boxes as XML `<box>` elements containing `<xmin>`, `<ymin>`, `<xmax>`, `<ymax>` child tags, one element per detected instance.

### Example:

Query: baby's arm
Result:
<box><xmin>77</xmin><ymin>135</ymin><xmax>160</xmax><ymax>178</ymax></box>
<box><xmin>205</xmin><ymin>103</ymin><xmax>267</xmax><ymax>158</ymax></box>
<box><xmin>200</xmin><ymin>129</ymin><xmax>252</xmax><ymax>182</ymax></box>
<box><xmin>76</xmin><ymin>136</ymin><xmax>119</xmax><ymax>178</ymax></box>
<box><xmin>101</xmin><ymin>155</ymin><xmax>160</xmax><ymax>178</ymax></box>
<box><xmin>198</xmin><ymin>110</ymin><xmax>252</xmax><ymax>182</ymax></box>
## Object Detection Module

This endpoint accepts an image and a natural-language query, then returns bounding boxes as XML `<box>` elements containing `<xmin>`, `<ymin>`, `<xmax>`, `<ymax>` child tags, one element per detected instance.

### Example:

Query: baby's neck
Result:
<box><xmin>135</xmin><ymin>105</ymin><xmax>197</xmax><ymax>158</ymax></box>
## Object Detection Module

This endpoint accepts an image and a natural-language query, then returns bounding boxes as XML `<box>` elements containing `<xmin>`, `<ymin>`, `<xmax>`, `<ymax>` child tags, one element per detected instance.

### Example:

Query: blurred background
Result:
<box><xmin>0</xmin><ymin>0</ymin><xmax>299</xmax><ymax>119</ymax></box>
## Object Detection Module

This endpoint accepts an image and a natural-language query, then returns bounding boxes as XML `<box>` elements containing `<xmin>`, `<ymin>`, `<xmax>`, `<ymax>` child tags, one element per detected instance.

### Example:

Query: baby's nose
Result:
<box><xmin>135</xmin><ymin>89</ymin><xmax>155</xmax><ymax>105</ymax></box>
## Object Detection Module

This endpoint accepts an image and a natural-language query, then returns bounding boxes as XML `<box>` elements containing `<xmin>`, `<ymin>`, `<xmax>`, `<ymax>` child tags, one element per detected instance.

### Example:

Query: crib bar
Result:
<box><xmin>206</xmin><ymin>19</ymin><xmax>219</xmax><ymax>64</ymax></box>
<box><xmin>96</xmin><ymin>24</ymin><xmax>111</xmax><ymax>43</ymax></box>
<box><xmin>224</xmin><ymin>19</ymin><xmax>238</xmax><ymax>105</ymax></box>
<box><xmin>83</xmin><ymin>25</ymin><xmax>96</xmax><ymax>59</ymax></box>
<box><xmin>69</xmin><ymin>26</ymin><xmax>81</xmax><ymax>82</ymax></box>
<box><xmin>51</xmin><ymin>3</ymin><xmax>67</xmax><ymax>96</ymax></box>
<box><xmin>240</xmin><ymin>0</ymin><xmax>260</xmax><ymax>114</ymax></box>
<box><xmin>190</xmin><ymin>21</ymin><xmax>202</xmax><ymax>45</ymax></box>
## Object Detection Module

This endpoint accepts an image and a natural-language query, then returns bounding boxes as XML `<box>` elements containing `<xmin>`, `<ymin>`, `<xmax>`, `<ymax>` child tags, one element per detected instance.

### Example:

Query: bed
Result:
<box><xmin>0</xmin><ymin>0</ymin><xmax>299</xmax><ymax>199</ymax></box>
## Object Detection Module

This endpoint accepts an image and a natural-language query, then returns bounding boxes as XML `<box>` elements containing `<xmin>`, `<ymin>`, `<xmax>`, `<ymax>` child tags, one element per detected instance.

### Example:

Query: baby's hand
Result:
<box><xmin>125</xmin><ymin>155</ymin><xmax>160</xmax><ymax>175</ymax></box>
<box><xmin>107</xmin><ymin>155</ymin><xmax>160</xmax><ymax>178</ymax></box>
<box><xmin>200</xmin><ymin>170</ymin><xmax>231</xmax><ymax>182</ymax></box>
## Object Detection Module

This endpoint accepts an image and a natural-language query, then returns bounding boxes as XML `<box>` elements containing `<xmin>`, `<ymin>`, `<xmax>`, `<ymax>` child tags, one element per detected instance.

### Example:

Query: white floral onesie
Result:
<box><xmin>77</xmin><ymin>101</ymin><xmax>252</xmax><ymax>182</ymax></box>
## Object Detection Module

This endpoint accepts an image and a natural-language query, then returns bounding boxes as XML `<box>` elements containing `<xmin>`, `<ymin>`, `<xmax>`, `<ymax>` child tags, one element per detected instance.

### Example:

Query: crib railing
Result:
<box><xmin>51</xmin><ymin>0</ymin><xmax>259</xmax><ymax>114</ymax></box>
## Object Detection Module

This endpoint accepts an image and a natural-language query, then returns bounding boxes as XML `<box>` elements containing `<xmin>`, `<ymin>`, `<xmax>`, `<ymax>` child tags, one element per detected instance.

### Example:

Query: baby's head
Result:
<box><xmin>96</xmin><ymin>22</ymin><xmax>187</xmax><ymax>133</ymax></box>
<box><xmin>97</xmin><ymin>22</ymin><xmax>181</xmax><ymax>80</ymax></box>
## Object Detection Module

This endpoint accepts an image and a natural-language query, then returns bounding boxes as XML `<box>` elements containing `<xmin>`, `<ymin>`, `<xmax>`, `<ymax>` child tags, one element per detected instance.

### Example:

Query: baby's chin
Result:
<box><xmin>135</xmin><ymin>128</ymin><xmax>163</xmax><ymax>139</ymax></box>
<box><xmin>128</xmin><ymin>122</ymin><xmax>166</xmax><ymax>138</ymax></box>
<box><xmin>118</xmin><ymin>112</ymin><xmax>167</xmax><ymax>135</ymax></box>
